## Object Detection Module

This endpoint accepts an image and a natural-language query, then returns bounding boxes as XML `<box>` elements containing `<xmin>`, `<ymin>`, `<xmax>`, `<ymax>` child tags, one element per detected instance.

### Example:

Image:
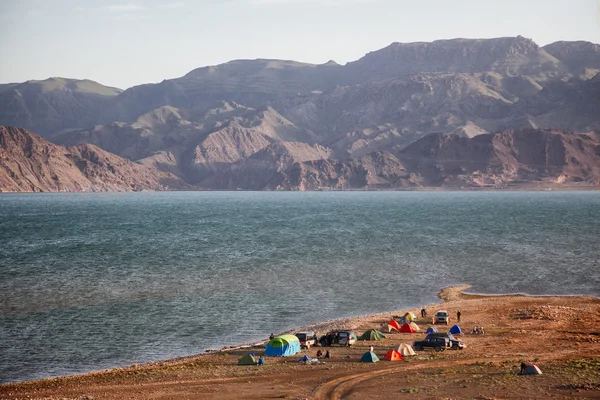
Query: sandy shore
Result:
<box><xmin>1</xmin><ymin>286</ymin><xmax>599</xmax><ymax>399</ymax></box>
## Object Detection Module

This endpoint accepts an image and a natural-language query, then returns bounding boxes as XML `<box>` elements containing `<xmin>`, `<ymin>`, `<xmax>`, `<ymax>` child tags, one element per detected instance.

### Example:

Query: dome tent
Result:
<box><xmin>399</xmin><ymin>323</ymin><xmax>416</xmax><ymax>333</ymax></box>
<box><xmin>265</xmin><ymin>335</ymin><xmax>301</xmax><ymax>357</ymax></box>
<box><xmin>383</xmin><ymin>349</ymin><xmax>404</xmax><ymax>361</ymax></box>
<box><xmin>425</xmin><ymin>326</ymin><xmax>438</xmax><ymax>334</ymax></box>
<box><xmin>238</xmin><ymin>353</ymin><xmax>257</xmax><ymax>365</ymax></box>
<box><xmin>522</xmin><ymin>364</ymin><xmax>543</xmax><ymax>375</ymax></box>
<box><xmin>449</xmin><ymin>324</ymin><xmax>462</xmax><ymax>334</ymax></box>
<box><xmin>395</xmin><ymin>343</ymin><xmax>416</xmax><ymax>356</ymax></box>
<box><xmin>388</xmin><ymin>319</ymin><xmax>401</xmax><ymax>331</ymax></box>
<box><xmin>409</xmin><ymin>321</ymin><xmax>420</xmax><ymax>332</ymax></box>
<box><xmin>359</xmin><ymin>329</ymin><xmax>386</xmax><ymax>341</ymax></box>
<box><xmin>404</xmin><ymin>312</ymin><xmax>417</xmax><ymax>321</ymax></box>
<box><xmin>360</xmin><ymin>351</ymin><xmax>379</xmax><ymax>362</ymax></box>
<box><xmin>380</xmin><ymin>324</ymin><xmax>398</xmax><ymax>333</ymax></box>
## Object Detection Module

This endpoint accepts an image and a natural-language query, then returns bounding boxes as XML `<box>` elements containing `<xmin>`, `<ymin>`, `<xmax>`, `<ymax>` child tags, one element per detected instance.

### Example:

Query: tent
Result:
<box><xmin>383</xmin><ymin>349</ymin><xmax>404</xmax><ymax>361</ymax></box>
<box><xmin>380</xmin><ymin>324</ymin><xmax>398</xmax><ymax>333</ymax></box>
<box><xmin>409</xmin><ymin>322</ymin><xmax>420</xmax><ymax>332</ymax></box>
<box><xmin>395</xmin><ymin>343</ymin><xmax>416</xmax><ymax>356</ymax></box>
<box><xmin>388</xmin><ymin>319</ymin><xmax>401</xmax><ymax>331</ymax></box>
<box><xmin>398</xmin><ymin>316</ymin><xmax>410</xmax><ymax>325</ymax></box>
<box><xmin>265</xmin><ymin>335</ymin><xmax>301</xmax><ymax>357</ymax></box>
<box><xmin>522</xmin><ymin>364</ymin><xmax>543</xmax><ymax>375</ymax></box>
<box><xmin>404</xmin><ymin>312</ymin><xmax>417</xmax><ymax>321</ymax></box>
<box><xmin>359</xmin><ymin>329</ymin><xmax>386</xmax><ymax>341</ymax></box>
<box><xmin>425</xmin><ymin>326</ymin><xmax>438</xmax><ymax>334</ymax></box>
<box><xmin>449</xmin><ymin>325</ymin><xmax>462</xmax><ymax>334</ymax></box>
<box><xmin>360</xmin><ymin>351</ymin><xmax>379</xmax><ymax>363</ymax></box>
<box><xmin>298</xmin><ymin>354</ymin><xmax>315</xmax><ymax>363</ymax></box>
<box><xmin>399</xmin><ymin>323</ymin><xmax>416</xmax><ymax>333</ymax></box>
<box><xmin>238</xmin><ymin>354</ymin><xmax>257</xmax><ymax>365</ymax></box>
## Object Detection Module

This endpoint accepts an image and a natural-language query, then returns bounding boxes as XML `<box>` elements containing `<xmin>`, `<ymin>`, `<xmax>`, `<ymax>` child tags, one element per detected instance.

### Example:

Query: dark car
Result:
<box><xmin>318</xmin><ymin>330</ymin><xmax>357</xmax><ymax>347</ymax></box>
<box><xmin>413</xmin><ymin>336</ymin><xmax>450</xmax><ymax>352</ymax></box>
<box><xmin>427</xmin><ymin>332</ymin><xmax>465</xmax><ymax>350</ymax></box>
<box><xmin>413</xmin><ymin>332</ymin><xmax>465</xmax><ymax>351</ymax></box>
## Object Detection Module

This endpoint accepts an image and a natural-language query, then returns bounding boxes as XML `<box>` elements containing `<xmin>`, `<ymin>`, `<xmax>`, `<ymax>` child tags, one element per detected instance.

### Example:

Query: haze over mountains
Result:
<box><xmin>1</xmin><ymin>36</ymin><xmax>600</xmax><ymax>191</ymax></box>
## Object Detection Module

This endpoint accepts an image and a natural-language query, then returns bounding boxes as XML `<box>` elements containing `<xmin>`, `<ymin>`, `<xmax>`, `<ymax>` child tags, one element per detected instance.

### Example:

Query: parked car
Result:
<box><xmin>295</xmin><ymin>331</ymin><xmax>317</xmax><ymax>348</ymax></box>
<box><xmin>413</xmin><ymin>335</ymin><xmax>450</xmax><ymax>352</ymax></box>
<box><xmin>435</xmin><ymin>310</ymin><xmax>450</xmax><ymax>325</ymax></box>
<box><xmin>413</xmin><ymin>332</ymin><xmax>465</xmax><ymax>351</ymax></box>
<box><xmin>318</xmin><ymin>330</ymin><xmax>357</xmax><ymax>347</ymax></box>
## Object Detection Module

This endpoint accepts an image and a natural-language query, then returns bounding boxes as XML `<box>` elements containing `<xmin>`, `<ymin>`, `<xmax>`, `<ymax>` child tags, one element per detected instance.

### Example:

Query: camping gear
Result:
<box><xmin>380</xmin><ymin>324</ymin><xmax>398</xmax><ymax>333</ymax></box>
<box><xmin>238</xmin><ymin>353</ymin><xmax>257</xmax><ymax>365</ymax></box>
<box><xmin>388</xmin><ymin>319</ymin><xmax>401</xmax><ymax>331</ymax></box>
<box><xmin>265</xmin><ymin>334</ymin><xmax>301</xmax><ymax>357</ymax></box>
<box><xmin>298</xmin><ymin>354</ymin><xmax>318</xmax><ymax>363</ymax></box>
<box><xmin>395</xmin><ymin>343</ymin><xmax>416</xmax><ymax>356</ymax></box>
<box><xmin>360</xmin><ymin>351</ymin><xmax>379</xmax><ymax>363</ymax></box>
<box><xmin>359</xmin><ymin>329</ymin><xmax>386</xmax><ymax>341</ymax></box>
<box><xmin>383</xmin><ymin>349</ymin><xmax>404</xmax><ymax>361</ymax></box>
<box><xmin>522</xmin><ymin>364</ymin><xmax>543</xmax><ymax>375</ymax></box>
<box><xmin>409</xmin><ymin>321</ymin><xmax>420</xmax><ymax>332</ymax></box>
<box><xmin>404</xmin><ymin>312</ymin><xmax>417</xmax><ymax>321</ymax></box>
<box><xmin>399</xmin><ymin>323</ymin><xmax>416</xmax><ymax>333</ymax></box>
<box><xmin>449</xmin><ymin>324</ymin><xmax>462</xmax><ymax>334</ymax></box>
<box><xmin>425</xmin><ymin>326</ymin><xmax>438</xmax><ymax>334</ymax></box>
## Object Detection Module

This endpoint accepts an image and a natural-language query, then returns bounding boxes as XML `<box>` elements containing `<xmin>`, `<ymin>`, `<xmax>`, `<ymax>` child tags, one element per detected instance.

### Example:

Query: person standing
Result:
<box><xmin>421</xmin><ymin>308</ymin><xmax>426</xmax><ymax>318</ymax></box>
<box><xmin>457</xmin><ymin>310</ymin><xmax>461</xmax><ymax>323</ymax></box>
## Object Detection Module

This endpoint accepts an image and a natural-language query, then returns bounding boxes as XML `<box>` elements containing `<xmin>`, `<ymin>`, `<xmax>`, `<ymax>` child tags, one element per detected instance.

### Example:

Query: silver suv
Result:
<box><xmin>435</xmin><ymin>310</ymin><xmax>449</xmax><ymax>325</ymax></box>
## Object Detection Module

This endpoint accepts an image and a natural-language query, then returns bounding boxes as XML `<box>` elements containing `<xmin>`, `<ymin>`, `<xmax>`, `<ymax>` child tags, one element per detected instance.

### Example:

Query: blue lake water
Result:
<box><xmin>0</xmin><ymin>191</ymin><xmax>599</xmax><ymax>383</ymax></box>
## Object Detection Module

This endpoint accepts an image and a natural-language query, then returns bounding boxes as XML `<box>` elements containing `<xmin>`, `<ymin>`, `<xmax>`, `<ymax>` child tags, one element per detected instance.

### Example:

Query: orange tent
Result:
<box><xmin>383</xmin><ymin>349</ymin><xmax>404</xmax><ymax>361</ymax></box>
<box><xmin>388</xmin><ymin>319</ymin><xmax>401</xmax><ymax>331</ymax></box>
<box><xmin>399</xmin><ymin>323</ymin><xmax>416</xmax><ymax>333</ymax></box>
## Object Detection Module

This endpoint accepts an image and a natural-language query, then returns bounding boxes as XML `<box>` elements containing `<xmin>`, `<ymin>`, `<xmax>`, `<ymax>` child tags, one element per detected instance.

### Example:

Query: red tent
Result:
<box><xmin>399</xmin><ymin>323</ymin><xmax>416</xmax><ymax>333</ymax></box>
<box><xmin>388</xmin><ymin>319</ymin><xmax>401</xmax><ymax>331</ymax></box>
<box><xmin>383</xmin><ymin>349</ymin><xmax>404</xmax><ymax>361</ymax></box>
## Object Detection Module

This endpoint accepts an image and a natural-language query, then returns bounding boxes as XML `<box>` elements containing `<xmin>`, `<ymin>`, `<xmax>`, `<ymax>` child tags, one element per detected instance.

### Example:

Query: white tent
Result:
<box><xmin>395</xmin><ymin>343</ymin><xmax>416</xmax><ymax>356</ymax></box>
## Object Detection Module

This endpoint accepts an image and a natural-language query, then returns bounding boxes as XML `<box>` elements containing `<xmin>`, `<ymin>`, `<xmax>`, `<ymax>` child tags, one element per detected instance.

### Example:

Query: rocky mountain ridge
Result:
<box><xmin>0</xmin><ymin>126</ymin><xmax>182</xmax><ymax>192</ymax></box>
<box><xmin>1</xmin><ymin>37</ymin><xmax>600</xmax><ymax>191</ymax></box>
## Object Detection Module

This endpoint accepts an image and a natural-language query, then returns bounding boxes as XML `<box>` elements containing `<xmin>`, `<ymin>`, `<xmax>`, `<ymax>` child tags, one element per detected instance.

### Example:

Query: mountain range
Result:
<box><xmin>1</xmin><ymin>36</ymin><xmax>599</xmax><ymax>191</ymax></box>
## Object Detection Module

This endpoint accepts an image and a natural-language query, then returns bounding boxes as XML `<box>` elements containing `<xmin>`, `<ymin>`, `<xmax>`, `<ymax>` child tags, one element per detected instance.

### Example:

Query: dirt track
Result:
<box><xmin>2</xmin><ymin>286</ymin><xmax>599</xmax><ymax>399</ymax></box>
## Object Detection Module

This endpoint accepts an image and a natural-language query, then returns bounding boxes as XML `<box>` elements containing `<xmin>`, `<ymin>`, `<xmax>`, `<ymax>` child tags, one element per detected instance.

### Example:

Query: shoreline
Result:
<box><xmin>2</xmin><ymin>285</ymin><xmax>599</xmax><ymax>399</ymax></box>
<box><xmin>4</xmin><ymin>284</ymin><xmax>598</xmax><ymax>386</ymax></box>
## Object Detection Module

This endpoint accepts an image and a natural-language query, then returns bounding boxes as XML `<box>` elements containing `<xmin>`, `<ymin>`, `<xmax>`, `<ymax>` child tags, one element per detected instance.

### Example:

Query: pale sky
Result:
<box><xmin>1</xmin><ymin>0</ymin><xmax>599</xmax><ymax>89</ymax></box>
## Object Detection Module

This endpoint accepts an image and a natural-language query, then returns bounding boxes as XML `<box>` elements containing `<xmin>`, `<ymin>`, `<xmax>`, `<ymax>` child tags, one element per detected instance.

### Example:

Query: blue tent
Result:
<box><xmin>265</xmin><ymin>334</ymin><xmax>301</xmax><ymax>357</ymax></box>
<box><xmin>298</xmin><ymin>355</ymin><xmax>312</xmax><ymax>363</ymax></box>
<box><xmin>425</xmin><ymin>326</ymin><xmax>438</xmax><ymax>334</ymax></box>
<box><xmin>449</xmin><ymin>324</ymin><xmax>462</xmax><ymax>334</ymax></box>
<box><xmin>360</xmin><ymin>351</ymin><xmax>379</xmax><ymax>363</ymax></box>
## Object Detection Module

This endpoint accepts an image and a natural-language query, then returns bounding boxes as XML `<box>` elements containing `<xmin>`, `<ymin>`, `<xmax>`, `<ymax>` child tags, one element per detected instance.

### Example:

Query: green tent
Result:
<box><xmin>238</xmin><ymin>354</ymin><xmax>257</xmax><ymax>365</ymax></box>
<box><xmin>265</xmin><ymin>334</ymin><xmax>301</xmax><ymax>357</ymax></box>
<box><xmin>360</xmin><ymin>351</ymin><xmax>379</xmax><ymax>363</ymax></box>
<box><xmin>358</xmin><ymin>329</ymin><xmax>386</xmax><ymax>341</ymax></box>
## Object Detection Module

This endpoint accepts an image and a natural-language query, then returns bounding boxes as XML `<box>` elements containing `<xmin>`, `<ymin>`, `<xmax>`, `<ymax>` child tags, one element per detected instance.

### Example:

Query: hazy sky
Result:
<box><xmin>1</xmin><ymin>0</ymin><xmax>599</xmax><ymax>89</ymax></box>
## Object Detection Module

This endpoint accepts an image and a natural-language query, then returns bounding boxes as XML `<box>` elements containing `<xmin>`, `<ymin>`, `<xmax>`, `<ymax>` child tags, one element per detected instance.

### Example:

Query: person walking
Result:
<box><xmin>457</xmin><ymin>310</ymin><xmax>461</xmax><ymax>323</ymax></box>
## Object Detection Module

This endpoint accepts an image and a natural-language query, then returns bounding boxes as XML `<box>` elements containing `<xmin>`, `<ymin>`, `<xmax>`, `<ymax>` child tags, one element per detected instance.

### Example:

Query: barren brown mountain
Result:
<box><xmin>0</xmin><ymin>126</ymin><xmax>182</xmax><ymax>192</ymax></box>
<box><xmin>2</xmin><ymin>37</ymin><xmax>600</xmax><ymax>191</ymax></box>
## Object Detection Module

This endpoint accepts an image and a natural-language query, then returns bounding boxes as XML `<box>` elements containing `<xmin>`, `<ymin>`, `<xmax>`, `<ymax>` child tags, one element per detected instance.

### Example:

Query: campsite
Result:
<box><xmin>1</xmin><ymin>286</ymin><xmax>599</xmax><ymax>399</ymax></box>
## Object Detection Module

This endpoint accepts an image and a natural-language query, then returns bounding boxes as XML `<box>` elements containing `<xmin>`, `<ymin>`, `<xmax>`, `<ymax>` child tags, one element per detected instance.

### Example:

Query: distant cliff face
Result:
<box><xmin>344</xmin><ymin>36</ymin><xmax>564</xmax><ymax>83</ymax></box>
<box><xmin>543</xmin><ymin>41</ymin><xmax>600</xmax><ymax>74</ymax></box>
<box><xmin>0</xmin><ymin>126</ymin><xmax>182</xmax><ymax>192</ymax></box>
<box><xmin>0</xmin><ymin>78</ymin><xmax>122</xmax><ymax>137</ymax></box>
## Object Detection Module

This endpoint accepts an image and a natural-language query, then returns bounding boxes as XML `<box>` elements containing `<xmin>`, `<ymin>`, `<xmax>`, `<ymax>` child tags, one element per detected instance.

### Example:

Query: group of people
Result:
<box><xmin>471</xmin><ymin>326</ymin><xmax>485</xmax><ymax>334</ymax></box>
<box><xmin>315</xmin><ymin>349</ymin><xmax>331</xmax><ymax>359</ymax></box>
